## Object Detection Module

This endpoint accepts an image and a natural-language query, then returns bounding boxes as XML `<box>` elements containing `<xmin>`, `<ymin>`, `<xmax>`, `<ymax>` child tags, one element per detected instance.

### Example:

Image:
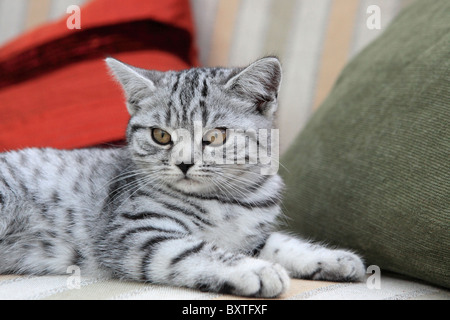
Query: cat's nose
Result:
<box><xmin>176</xmin><ymin>162</ymin><xmax>194</xmax><ymax>175</ymax></box>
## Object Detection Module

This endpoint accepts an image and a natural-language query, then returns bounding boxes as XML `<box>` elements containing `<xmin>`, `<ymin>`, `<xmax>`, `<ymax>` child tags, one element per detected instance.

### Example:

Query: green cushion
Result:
<box><xmin>279</xmin><ymin>0</ymin><xmax>450</xmax><ymax>289</ymax></box>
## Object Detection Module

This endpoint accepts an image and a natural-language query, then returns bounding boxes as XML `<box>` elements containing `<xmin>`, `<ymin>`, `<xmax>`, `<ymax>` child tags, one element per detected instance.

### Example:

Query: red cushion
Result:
<box><xmin>0</xmin><ymin>0</ymin><xmax>198</xmax><ymax>151</ymax></box>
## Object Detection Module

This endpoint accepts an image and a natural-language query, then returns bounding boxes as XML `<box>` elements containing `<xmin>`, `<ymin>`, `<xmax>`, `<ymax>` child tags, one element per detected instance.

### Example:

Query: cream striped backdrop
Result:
<box><xmin>3</xmin><ymin>0</ymin><xmax>449</xmax><ymax>300</ymax></box>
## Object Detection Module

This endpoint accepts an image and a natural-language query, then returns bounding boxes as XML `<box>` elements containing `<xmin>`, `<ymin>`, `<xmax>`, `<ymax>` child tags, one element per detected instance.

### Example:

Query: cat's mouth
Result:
<box><xmin>172</xmin><ymin>175</ymin><xmax>207</xmax><ymax>192</ymax></box>
<box><xmin>177</xmin><ymin>176</ymin><xmax>200</xmax><ymax>184</ymax></box>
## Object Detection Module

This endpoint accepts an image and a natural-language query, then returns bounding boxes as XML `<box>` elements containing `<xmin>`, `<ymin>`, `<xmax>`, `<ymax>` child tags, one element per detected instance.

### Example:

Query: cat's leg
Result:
<box><xmin>257</xmin><ymin>232</ymin><xmax>365</xmax><ymax>282</ymax></box>
<box><xmin>147</xmin><ymin>236</ymin><xmax>290</xmax><ymax>297</ymax></box>
<box><xmin>106</xmin><ymin>234</ymin><xmax>289</xmax><ymax>297</ymax></box>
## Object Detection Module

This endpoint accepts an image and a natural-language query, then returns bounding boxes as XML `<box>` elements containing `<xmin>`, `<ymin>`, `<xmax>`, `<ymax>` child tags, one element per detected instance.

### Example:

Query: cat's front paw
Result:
<box><xmin>301</xmin><ymin>250</ymin><xmax>365</xmax><ymax>282</ymax></box>
<box><xmin>223</xmin><ymin>260</ymin><xmax>290</xmax><ymax>298</ymax></box>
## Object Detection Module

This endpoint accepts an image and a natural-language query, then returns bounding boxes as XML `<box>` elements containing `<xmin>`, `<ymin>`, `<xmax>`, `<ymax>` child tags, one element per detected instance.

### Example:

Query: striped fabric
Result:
<box><xmin>3</xmin><ymin>0</ymin><xmax>447</xmax><ymax>300</ymax></box>
<box><xmin>1</xmin><ymin>274</ymin><xmax>448</xmax><ymax>300</ymax></box>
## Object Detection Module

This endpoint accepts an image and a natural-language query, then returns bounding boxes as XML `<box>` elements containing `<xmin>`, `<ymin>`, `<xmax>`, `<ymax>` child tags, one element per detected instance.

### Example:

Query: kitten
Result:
<box><xmin>0</xmin><ymin>57</ymin><xmax>365</xmax><ymax>297</ymax></box>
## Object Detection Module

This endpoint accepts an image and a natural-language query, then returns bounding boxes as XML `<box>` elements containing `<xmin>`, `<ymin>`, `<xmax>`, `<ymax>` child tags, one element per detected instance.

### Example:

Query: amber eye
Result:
<box><xmin>151</xmin><ymin>128</ymin><xmax>172</xmax><ymax>145</ymax></box>
<box><xmin>203</xmin><ymin>128</ymin><xmax>227</xmax><ymax>147</ymax></box>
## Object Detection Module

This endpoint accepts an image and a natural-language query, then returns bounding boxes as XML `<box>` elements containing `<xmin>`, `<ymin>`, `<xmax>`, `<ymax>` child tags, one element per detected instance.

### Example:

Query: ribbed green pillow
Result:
<box><xmin>280</xmin><ymin>0</ymin><xmax>449</xmax><ymax>289</ymax></box>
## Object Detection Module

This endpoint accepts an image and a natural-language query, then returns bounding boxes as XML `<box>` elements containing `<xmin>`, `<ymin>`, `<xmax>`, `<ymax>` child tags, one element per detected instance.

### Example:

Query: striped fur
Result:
<box><xmin>0</xmin><ymin>57</ymin><xmax>364</xmax><ymax>297</ymax></box>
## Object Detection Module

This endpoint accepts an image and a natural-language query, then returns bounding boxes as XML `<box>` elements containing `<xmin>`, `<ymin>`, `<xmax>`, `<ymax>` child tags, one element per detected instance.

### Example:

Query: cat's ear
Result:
<box><xmin>225</xmin><ymin>56</ymin><xmax>282</xmax><ymax>117</ymax></box>
<box><xmin>105</xmin><ymin>57</ymin><xmax>162</xmax><ymax>115</ymax></box>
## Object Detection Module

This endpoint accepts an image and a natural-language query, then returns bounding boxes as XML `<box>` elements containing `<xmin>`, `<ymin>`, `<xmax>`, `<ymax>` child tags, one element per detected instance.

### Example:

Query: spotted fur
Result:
<box><xmin>0</xmin><ymin>57</ymin><xmax>365</xmax><ymax>297</ymax></box>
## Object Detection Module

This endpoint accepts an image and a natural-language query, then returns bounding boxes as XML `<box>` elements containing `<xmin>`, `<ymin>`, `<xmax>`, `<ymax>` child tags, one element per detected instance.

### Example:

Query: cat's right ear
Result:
<box><xmin>105</xmin><ymin>58</ymin><xmax>161</xmax><ymax>115</ymax></box>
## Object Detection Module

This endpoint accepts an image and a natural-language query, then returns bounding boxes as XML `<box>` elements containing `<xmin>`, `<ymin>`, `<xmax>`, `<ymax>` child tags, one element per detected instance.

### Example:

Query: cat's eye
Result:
<box><xmin>203</xmin><ymin>128</ymin><xmax>227</xmax><ymax>147</ymax></box>
<box><xmin>151</xmin><ymin>128</ymin><xmax>172</xmax><ymax>145</ymax></box>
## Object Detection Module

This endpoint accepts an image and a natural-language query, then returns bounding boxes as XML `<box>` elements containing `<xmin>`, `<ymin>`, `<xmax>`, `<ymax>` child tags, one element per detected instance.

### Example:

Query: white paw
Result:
<box><xmin>224</xmin><ymin>259</ymin><xmax>290</xmax><ymax>298</ymax></box>
<box><xmin>302</xmin><ymin>250</ymin><xmax>365</xmax><ymax>282</ymax></box>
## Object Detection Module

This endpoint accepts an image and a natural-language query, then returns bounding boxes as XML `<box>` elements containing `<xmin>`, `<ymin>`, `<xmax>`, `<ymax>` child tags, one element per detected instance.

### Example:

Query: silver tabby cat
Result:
<box><xmin>0</xmin><ymin>57</ymin><xmax>365</xmax><ymax>297</ymax></box>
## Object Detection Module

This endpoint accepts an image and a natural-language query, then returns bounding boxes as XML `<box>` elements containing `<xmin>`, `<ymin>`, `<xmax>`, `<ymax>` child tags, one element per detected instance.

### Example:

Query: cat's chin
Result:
<box><xmin>171</xmin><ymin>177</ymin><xmax>211</xmax><ymax>194</ymax></box>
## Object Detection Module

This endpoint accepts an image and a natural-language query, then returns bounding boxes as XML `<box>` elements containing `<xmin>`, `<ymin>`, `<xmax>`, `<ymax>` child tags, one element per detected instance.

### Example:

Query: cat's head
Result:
<box><xmin>106</xmin><ymin>57</ymin><xmax>281</xmax><ymax>195</ymax></box>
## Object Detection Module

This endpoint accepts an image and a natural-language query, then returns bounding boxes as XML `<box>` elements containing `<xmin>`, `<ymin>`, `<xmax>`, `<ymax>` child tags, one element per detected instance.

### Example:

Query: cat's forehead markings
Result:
<box><xmin>170</xmin><ymin>72</ymin><xmax>183</xmax><ymax>94</ymax></box>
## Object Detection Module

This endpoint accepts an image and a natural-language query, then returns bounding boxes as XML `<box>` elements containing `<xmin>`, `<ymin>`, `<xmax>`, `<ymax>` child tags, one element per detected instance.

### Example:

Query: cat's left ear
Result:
<box><xmin>105</xmin><ymin>57</ymin><xmax>163</xmax><ymax>115</ymax></box>
<box><xmin>225</xmin><ymin>56</ymin><xmax>282</xmax><ymax>118</ymax></box>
